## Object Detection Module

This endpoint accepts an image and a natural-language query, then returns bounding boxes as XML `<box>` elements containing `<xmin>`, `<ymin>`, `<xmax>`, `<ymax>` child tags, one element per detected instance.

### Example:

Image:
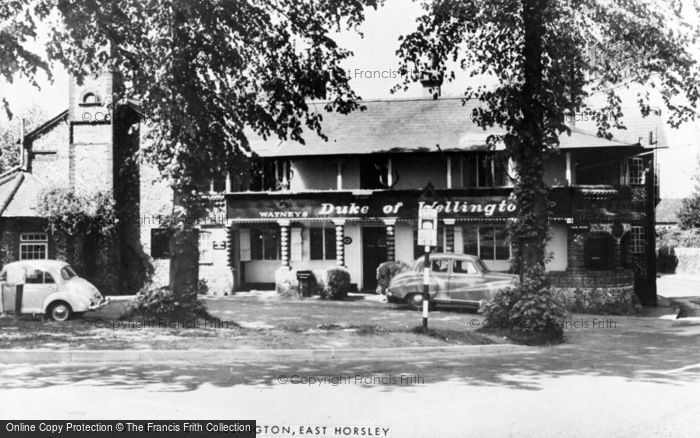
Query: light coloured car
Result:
<box><xmin>386</xmin><ymin>253</ymin><xmax>518</xmax><ymax>310</ymax></box>
<box><xmin>0</xmin><ymin>260</ymin><xmax>108</xmax><ymax>321</ymax></box>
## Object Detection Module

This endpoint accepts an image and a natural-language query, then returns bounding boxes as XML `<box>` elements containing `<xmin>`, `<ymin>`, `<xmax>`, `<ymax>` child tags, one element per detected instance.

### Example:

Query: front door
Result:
<box><xmin>362</xmin><ymin>227</ymin><xmax>387</xmax><ymax>293</ymax></box>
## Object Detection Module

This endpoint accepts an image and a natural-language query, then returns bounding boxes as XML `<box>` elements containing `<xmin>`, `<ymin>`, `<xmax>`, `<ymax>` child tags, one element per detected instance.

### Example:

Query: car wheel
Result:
<box><xmin>406</xmin><ymin>293</ymin><xmax>424</xmax><ymax>311</ymax></box>
<box><xmin>48</xmin><ymin>302</ymin><xmax>72</xmax><ymax>322</ymax></box>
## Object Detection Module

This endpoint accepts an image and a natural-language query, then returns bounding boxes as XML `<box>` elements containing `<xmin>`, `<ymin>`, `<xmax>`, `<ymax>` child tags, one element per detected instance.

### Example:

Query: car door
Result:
<box><xmin>20</xmin><ymin>269</ymin><xmax>57</xmax><ymax>313</ymax></box>
<box><xmin>428</xmin><ymin>257</ymin><xmax>451</xmax><ymax>300</ymax></box>
<box><xmin>447</xmin><ymin>259</ymin><xmax>487</xmax><ymax>303</ymax></box>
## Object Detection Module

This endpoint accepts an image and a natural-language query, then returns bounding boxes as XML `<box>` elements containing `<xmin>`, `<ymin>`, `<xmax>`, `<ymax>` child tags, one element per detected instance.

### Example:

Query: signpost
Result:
<box><xmin>418</xmin><ymin>206</ymin><xmax>438</xmax><ymax>332</ymax></box>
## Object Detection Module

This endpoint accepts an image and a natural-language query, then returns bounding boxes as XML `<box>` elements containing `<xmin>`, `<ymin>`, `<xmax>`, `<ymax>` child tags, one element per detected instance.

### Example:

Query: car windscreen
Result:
<box><xmin>61</xmin><ymin>266</ymin><xmax>78</xmax><ymax>280</ymax></box>
<box><xmin>476</xmin><ymin>259</ymin><xmax>490</xmax><ymax>273</ymax></box>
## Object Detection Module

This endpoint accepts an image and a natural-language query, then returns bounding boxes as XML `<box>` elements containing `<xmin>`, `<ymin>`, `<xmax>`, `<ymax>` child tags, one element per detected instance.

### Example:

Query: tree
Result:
<box><xmin>395</xmin><ymin>0</ymin><xmax>699</xmax><ymax>288</ymax></box>
<box><xmin>0</xmin><ymin>105</ymin><xmax>46</xmax><ymax>173</ymax></box>
<box><xmin>1</xmin><ymin>0</ymin><xmax>379</xmax><ymax>304</ymax></box>
<box><xmin>678</xmin><ymin>157</ymin><xmax>700</xmax><ymax>230</ymax></box>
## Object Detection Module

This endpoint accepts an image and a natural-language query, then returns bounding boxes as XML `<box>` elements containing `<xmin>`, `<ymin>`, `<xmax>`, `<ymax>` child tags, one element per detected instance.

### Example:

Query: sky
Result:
<box><xmin>1</xmin><ymin>0</ymin><xmax>698</xmax><ymax>197</ymax></box>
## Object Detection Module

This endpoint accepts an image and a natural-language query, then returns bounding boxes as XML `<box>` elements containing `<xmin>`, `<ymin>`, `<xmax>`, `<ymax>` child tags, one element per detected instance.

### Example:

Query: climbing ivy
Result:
<box><xmin>37</xmin><ymin>188</ymin><xmax>117</xmax><ymax>237</ymax></box>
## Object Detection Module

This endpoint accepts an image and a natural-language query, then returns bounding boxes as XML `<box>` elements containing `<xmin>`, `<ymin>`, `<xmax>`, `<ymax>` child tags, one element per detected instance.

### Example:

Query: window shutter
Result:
<box><xmin>239</xmin><ymin>229</ymin><xmax>251</xmax><ymax>262</ymax></box>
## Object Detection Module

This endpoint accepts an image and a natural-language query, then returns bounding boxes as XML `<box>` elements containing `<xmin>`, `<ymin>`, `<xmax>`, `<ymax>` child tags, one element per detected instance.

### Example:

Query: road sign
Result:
<box><xmin>418</xmin><ymin>206</ymin><xmax>438</xmax><ymax>247</ymax></box>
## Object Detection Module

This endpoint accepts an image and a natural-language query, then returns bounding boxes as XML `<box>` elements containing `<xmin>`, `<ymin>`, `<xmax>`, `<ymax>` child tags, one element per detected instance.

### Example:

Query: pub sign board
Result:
<box><xmin>227</xmin><ymin>191</ymin><xmax>522</xmax><ymax>221</ymax></box>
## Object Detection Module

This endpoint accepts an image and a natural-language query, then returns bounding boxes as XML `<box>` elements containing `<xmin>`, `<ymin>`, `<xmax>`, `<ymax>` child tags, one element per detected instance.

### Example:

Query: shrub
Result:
<box><xmin>375</xmin><ymin>261</ymin><xmax>410</xmax><ymax>294</ymax></box>
<box><xmin>275</xmin><ymin>267</ymin><xmax>299</xmax><ymax>297</ymax></box>
<box><xmin>197</xmin><ymin>279</ymin><xmax>209</xmax><ymax>295</ymax></box>
<box><xmin>275</xmin><ymin>267</ymin><xmax>324</xmax><ymax>297</ymax></box>
<box><xmin>125</xmin><ymin>285</ymin><xmax>210</xmax><ymax>321</ymax></box>
<box><xmin>321</xmin><ymin>267</ymin><xmax>351</xmax><ymax>300</ymax></box>
<box><xmin>481</xmin><ymin>284</ymin><xmax>568</xmax><ymax>344</ymax></box>
<box><xmin>552</xmin><ymin>287</ymin><xmax>637</xmax><ymax>315</ymax></box>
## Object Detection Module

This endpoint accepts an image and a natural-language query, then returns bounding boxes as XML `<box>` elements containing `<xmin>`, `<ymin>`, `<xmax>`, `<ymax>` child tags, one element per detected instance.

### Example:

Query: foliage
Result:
<box><xmin>375</xmin><ymin>261</ymin><xmax>410</xmax><ymax>295</ymax></box>
<box><xmin>125</xmin><ymin>284</ymin><xmax>210</xmax><ymax>321</ymax></box>
<box><xmin>674</xmin><ymin>248</ymin><xmax>700</xmax><ymax>277</ymax></box>
<box><xmin>677</xmin><ymin>159</ymin><xmax>700</xmax><ymax>230</ymax></box>
<box><xmin>197</xmin><ymin>278</ymin><xmax>209</xmax><ymax>295</ymax></box>
<box><xmin>481</xmin><ymin>270</ymin><xmax>568</xmax><ymax>344</ymax></box>
<box><xmin>321</xmin><ymin>267</ymin><xmax>351</xmax><ymax>300</ymax></box>
<box><xmin>275</xmin><ymin>267</ymin><xmax>325</xmax><ymax>298</ymax></box>
<box><xmin>37</xmin><ymin>188</ymin><xmax>117</xmax><ymax>237</ymax></box>
<box><xmin>0</xmin><ymin>105</ymin><xmax>46</xmax><ymax>174</ymax></box>
<box><xmin>552</xmin><ymin>287</ymin><xmax>638</xmax><ymax>315</ymax></box>
<box><xmin>1</xmin><ymin>0</ymin><xmax>381</xmax><ymax>298</ymax></box>
<box><xmin>394</xmin><ymin>0</ymin><xmax>699</xmax><ymax>288</ymax></box>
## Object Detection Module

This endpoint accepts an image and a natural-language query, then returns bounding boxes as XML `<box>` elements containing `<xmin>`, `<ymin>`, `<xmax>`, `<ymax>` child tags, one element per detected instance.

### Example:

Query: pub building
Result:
<box><xmin>221</xmin><ymin>83</ymin><xmax>661</xmax><ymax>306</ymax></box>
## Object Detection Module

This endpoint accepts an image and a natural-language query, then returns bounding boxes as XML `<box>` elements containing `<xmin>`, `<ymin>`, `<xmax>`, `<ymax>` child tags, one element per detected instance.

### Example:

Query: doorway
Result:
<box><xmin>362</xmin><ymin>227</ymin><xmax>387</xmax><ymax>293</ymax></box>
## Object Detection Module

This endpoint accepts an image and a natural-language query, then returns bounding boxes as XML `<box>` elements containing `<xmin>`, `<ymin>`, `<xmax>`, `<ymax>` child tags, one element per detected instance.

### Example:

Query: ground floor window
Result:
<box><xmin>629</xmin><ymin>226</ymin><xmax>645</xmax><ymax>254</ymax></box>
<box><xmin>462</xmin><ymin>226</ymin><xmax>510</xmax><ymax>260</ymax></box>
<box><xmin>199</xmin><ymin>230</ymin><xmax>213</xmax><ymax>264</ymax></box>
<box><xmin>19</xmin><ymin>233</ymin><xmax>48</xmax><ymax>260</ymax></box>
<box><xmin>251</xmin><ymin>228</ymin><xmax>280</xmax><ymax>260</ymax></box>
<box><xmin>310</xmin><ymin>226</ymin><xmax>336</xmax><ymax>260</ymax></box>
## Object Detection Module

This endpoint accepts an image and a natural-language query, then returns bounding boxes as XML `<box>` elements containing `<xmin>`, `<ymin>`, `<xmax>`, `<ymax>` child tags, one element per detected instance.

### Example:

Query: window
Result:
<box><xmin>251</xmin><ymin>228</ymin><xmax>280</xmax><ymax>260</ymax></box>
<box><xmin>360</xmin><ymin>159</ymin><xmax>388</xmax><ymax>190</ymax></box>
<box><xmin>199</xmin><ymin>231</ymin><xmax>213</xmax><ymax>264</ymax></box>
<box><xmin>310</xmin><ymin>227</ymin><xmax>336</xmax><ymax>260</ymax></box>
<box><xmin>630</xmin><ymin>226</ymin><xmax>645</xmax><ymax>254</ymax></box>
<box><xmin>26</xmin><ymin>269</ymin><xmax>53</xmax><ymax>284</ymax></box>
<box><xmin>585</xmin><ymin>235</ymin><xmax>613</xmax><ymax>270</ymax></box>
<box><xmin>462</xmin><ymin>226</ymin><xmax>510</xmax><ymax>261</ymax></box>
<box><xmin>19</xmin><ymin>233</ymin><xmax>48</xmax><ymax>260</ymax></box>
<box><xmin>453</xmin><ymin>259</ymin><xmax>479</xmax><ymax>274</ymax></box>
<box><xmin>150</xmin><ymin>228</ymin><xmax>172</xmax><ymax>259</ymax></box>
<box><xmin>463</xmin><ymin>153</ymin><xmax>507</xmax><ymax>187</ymax></box>
<box><xmin>624</xmin><ymin>157</ymin><xmax>645</xmax><ymax>185</ymax></box>
<box><xmin>431</xmin><ymin>259</ymin><xmax>449</xmax><ymax>273</ymax></box>
<box><xmin>80</xmin><ymin>92</ymin><xmax>101</xmax><ymax>105</ymax></box>
<box><xmin>250</xmin><ymin>159</ymin><xmax>291</xmax><ymax>191</ymax></box>
<box><xmin>61</xmin><ymin>266</ymin><xmax>77</xmax><ymax>281</ymax></box>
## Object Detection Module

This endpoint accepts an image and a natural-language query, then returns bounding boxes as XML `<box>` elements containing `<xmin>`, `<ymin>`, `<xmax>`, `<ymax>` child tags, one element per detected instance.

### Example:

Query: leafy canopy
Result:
<box><xmin>1</xmin><ymin>0</ymin><xmax>381</xmax><ymax>212</ymax></box>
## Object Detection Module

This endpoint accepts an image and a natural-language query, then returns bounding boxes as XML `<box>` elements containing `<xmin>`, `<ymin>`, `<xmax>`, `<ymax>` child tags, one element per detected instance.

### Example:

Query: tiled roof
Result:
<box><xmin>0</xmin><ymin>170</ymin><xmax>43</xmax><ymax>217</ymax></box>
<box><xmin>248</xmin><ymin>97</ymin><xmax>642</xmax><ymax>157</ymax></box>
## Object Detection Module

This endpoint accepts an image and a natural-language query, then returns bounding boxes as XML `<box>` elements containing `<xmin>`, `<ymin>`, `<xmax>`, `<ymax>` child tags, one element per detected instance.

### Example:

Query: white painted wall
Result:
<box><xmin>344</xmin><ymin>223</ymin><xmax>362</xmax><ymax>287</ymax></box>
<box><xmin>395</xmin><ymin>222</ymin><xmax>416</xmax><ymax>264</ymax></box>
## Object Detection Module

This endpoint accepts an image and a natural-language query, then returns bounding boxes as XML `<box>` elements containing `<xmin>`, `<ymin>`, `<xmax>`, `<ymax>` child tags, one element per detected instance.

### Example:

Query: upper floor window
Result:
<box><xmin>623</xmin><ymin>157</ymin><xmax>645</xmax><ymax>185</ymax></box>
<box><xmin>20</xmin><ymin>233</ymin><xmax>48</xmax><ymax>260</ymax></box>
<box><xmin>80</xmin><ymin>92</ymin><xmax>101</xmax><ymax>106</ymax></box>
<box><xmin>463</xmin><ymin>153</ymin><xmax>507</xmax><ymax>188</ymax></box>
<box><xmin>360</xmin><ymin>158</ymin><xmax>387</xmax><ymax>190</ymax></box>
<box><xmin>250</xmin><ymin>159</ymin><xmax>291</xmax><ymax>192</ymax></box>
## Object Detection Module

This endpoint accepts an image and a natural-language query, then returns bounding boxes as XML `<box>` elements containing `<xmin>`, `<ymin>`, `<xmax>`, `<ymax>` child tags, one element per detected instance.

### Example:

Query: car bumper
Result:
<box><xmin>88</xmin><ymin>297</ymin><xmax>110</xmax><ymax>310</ymax></box>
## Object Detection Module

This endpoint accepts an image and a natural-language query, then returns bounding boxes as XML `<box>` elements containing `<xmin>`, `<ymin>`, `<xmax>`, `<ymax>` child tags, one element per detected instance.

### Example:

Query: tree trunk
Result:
<box><xmin>169</xmin><ymin>225</ymin><xmax>199</xmax><ymax>297</ymax></box>
<box><xmin>512</xmin><ymin>0</ymin><xmax>549</xmax><ymax>285</ymax></box>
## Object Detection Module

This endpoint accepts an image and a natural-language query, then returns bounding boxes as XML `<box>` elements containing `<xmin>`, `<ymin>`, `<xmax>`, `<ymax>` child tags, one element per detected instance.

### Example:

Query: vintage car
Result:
<box><xmin>386</xmin><ymin>253</ymin><xmax>518</xmax><ymax>310</ymax></box>
<box><xmin>0</xmin><ymin>260</ymin><xmax>108</xmax><ymax>321</ymax></box>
